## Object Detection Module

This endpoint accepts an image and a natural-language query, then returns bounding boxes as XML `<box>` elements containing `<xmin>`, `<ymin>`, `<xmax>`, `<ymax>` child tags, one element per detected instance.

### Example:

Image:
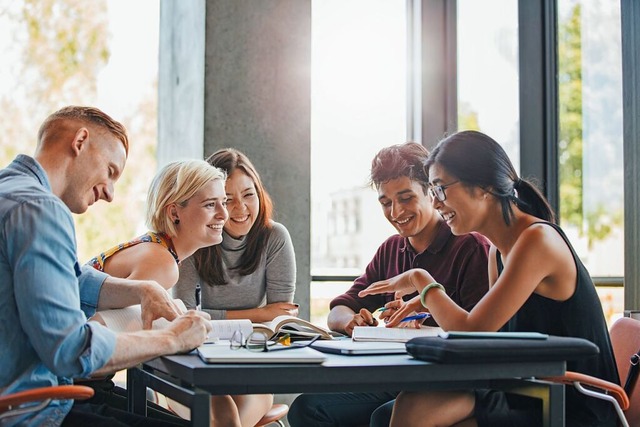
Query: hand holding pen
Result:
<box><xmin>374</xmin><ymin>306</ymin><xmax>397</xmax><ymax>323</ymax></box>
<box><xmin>376</xmin><ymin>306</ymin><xmax>431</xmax><ymax>328</ymax></box>
<box><xmin>398</xmin><ymin>312</ymin><xmax>431</xmax><ymax>323</ymax></box>
<box><xmin>380</xmin><ymin>295</ymin><xmax>431</xmax><ymax>328</ymax></box>
<box><xmin>374</xmin><ymin>298</ymin><xmax>406</xmax><ymax>323</ymax></box>
<box><xmin>397</xmin><ymin>312</ymin><xmax>431</xmax><ymax>329</ymax></box>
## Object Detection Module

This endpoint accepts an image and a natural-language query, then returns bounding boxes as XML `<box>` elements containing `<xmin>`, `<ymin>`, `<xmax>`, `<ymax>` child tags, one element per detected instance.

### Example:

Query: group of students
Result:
<box><xmin>0</xmin><ymin>105</ymin><xmax>618</xmax><ymax>427</ymax></box>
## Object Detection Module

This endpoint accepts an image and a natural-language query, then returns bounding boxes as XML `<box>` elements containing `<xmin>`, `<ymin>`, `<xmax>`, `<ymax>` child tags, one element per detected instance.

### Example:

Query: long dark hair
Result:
<box><xmin>424</xmin><ymin>130</ymin><xmax>555</xmax><ymax>225</ymax></box>
<box><xmin>194</xmin><ymin>148</ymin><xmax>274</xmax><ymax>286</ymax></box>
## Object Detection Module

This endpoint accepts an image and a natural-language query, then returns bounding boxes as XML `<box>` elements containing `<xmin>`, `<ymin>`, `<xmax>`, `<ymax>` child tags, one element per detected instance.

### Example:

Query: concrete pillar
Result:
<box><xmin>158</xmin><ymin>0</ymin><xmax>206</xmax><ymax>161</ymax></box>
<box><xmin>159</xmin><ymin>0</ymin><xmax>312</xmax><ymax>319</ymax></box>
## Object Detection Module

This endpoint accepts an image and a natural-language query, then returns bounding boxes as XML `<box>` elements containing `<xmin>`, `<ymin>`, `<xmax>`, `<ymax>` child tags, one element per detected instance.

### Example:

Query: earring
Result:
<box><xmin>174</xmin><ymin>219</ymin><xmax>180</xmax><ymax>225</ymax></box>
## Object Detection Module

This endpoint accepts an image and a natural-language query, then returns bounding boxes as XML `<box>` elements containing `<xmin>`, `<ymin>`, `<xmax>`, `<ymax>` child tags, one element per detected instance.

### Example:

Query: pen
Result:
<box><xmin>374</xmin><ymin>307</ymin><xmax>389</xmax><ymax>313</ymax></box>
<box><xmin>399</xmin><ymin>313</ymin><xmax>431</xmax><ymax>323</ymax></box>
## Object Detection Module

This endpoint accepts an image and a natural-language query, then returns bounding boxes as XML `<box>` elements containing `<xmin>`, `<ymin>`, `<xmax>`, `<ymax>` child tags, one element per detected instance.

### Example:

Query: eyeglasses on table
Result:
<box><xmin>230</xmin><ymin>330</ymin><xmax>320</xmax><ymax>352</ymax></box>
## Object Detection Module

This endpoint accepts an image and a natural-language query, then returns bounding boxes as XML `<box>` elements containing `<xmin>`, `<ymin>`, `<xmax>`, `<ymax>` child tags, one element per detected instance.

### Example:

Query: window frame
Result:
<box><xmin>312</xmin><ymin>0</ymin><xmax>636</xmax><ymax>313</ymax></box>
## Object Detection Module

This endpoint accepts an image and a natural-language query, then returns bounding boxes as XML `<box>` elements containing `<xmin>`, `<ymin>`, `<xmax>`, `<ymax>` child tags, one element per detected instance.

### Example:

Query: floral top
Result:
<box><xmin>87</xmin><ymin>231</ymin><xmax>179</xmax><ymax>272</ymax></box>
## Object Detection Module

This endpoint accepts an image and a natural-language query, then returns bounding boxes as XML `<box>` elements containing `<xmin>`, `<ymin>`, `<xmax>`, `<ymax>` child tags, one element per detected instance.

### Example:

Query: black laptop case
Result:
<box><xmin>405</xmin><ymin>335</ymin><xmax>599</xmax><ymax>364</ymax></box>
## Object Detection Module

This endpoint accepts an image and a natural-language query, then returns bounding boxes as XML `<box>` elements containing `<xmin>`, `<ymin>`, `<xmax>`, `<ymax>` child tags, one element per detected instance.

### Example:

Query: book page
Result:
<box><xmin>209</xmin><ymin>319</ymin><xmax>253</xmax><ymax>340</ymax></box>
<box><xmin>93</xmin><ymin>305</ymin><xmax>144</xmax><ymax>332</ymax></box>
<box><xmin>266</xmin><ymin>315</ymin><xmax>333</xmax><ymax>339</ymax></box>
<box><xmin>91</xmin><ymin>299</ymin><xmax>188</xmax><ymax>333</ymax></box>
<box><xmin>252</xmin><ymin>323</ymin><xmax>276</xmax><ymax>338</ymax></box>
<box><xmin>352</xmin><ymin>326</ymin><xmax>443</xmax><ymax>343</ymax></box>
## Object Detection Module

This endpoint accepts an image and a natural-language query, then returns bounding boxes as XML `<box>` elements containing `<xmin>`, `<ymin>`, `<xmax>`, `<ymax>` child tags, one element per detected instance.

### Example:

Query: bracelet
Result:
<box><xmin>419</xmin><ymin>282</ymin><xmax>445</xmax><ymax>308</ymax></box>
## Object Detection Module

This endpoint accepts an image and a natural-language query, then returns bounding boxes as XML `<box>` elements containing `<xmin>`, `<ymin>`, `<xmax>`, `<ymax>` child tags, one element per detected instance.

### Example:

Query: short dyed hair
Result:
<box><xmin>369</xmin><ymin>142</ymin><xmax>430</xmax><ymax>193</ymax></box>
<box><xmin>146</xmin><ymin>160</ymin><xmax>227</xmax><ymax>236</ymax></box>
<box><xmin>37</xmin><ymin>105</ymin><xmax>129</xmax><ymax>156</ymax></box>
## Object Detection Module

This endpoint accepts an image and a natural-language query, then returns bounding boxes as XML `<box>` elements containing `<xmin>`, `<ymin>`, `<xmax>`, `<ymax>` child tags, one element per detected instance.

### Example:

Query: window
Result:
<box><xmin>457</xmin><ymin>0</ymin><xmax>519</xmax><ymax>170</ymax></box>
<box><xmin>310</xmin><ymin>0</ymin><xmax>407</xmax><ymax>325</ymax></box>
<box><xmin>557</xmin><ymin>0</ymin><xmax>624</xmax><ymax>322</ymax></box>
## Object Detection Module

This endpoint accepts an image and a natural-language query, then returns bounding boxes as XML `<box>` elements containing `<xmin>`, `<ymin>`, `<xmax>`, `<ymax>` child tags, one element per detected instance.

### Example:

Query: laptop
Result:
<box><xmin>311</xmin><ymin>339</ymin><xmax>407</xmax><ymax>355</ymax></box>
<box><xmin>197</xmin><ymin>342</ymin><xmax>327</xmax><ymax>364</ymax></box>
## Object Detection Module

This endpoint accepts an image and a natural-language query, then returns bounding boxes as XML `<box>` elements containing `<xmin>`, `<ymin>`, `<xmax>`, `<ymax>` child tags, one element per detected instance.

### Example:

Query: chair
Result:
<box><xmin>255</xmin><ymin>403</ymin><xmax>289</xmax><ymax>427</ymax></box>
<box><xmin>544</xmin><ymin>317</ymin><xmax>640</xmax><ymax>427</ymax></box>
<box><xmin>0</xmin><ymin>385</ymin><xmax>94</xmax><ymax>421</ymax></box>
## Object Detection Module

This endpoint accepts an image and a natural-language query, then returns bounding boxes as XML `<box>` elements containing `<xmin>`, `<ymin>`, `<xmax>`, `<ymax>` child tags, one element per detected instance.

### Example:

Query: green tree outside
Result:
<box><xmin>558</xmin><ymin>2</ymin><xmax>622</xmax><ymax>249</ymax></box>
<box><xmin>0</xmin><ymin>0</ymin><xmax>157</xmax><ymax>262</ymax></box>
<box><xmin>558</xmin><ymin>3</ymin><xmax>583</xmax><ymax>231</ymax></box>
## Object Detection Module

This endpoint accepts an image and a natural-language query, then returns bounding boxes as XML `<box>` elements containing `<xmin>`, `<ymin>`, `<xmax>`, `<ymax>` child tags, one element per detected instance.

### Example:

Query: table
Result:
<box><xmin>127</xmin><ymin>351</ymin><xmax>567</xmax><ymax>427</ymax></box>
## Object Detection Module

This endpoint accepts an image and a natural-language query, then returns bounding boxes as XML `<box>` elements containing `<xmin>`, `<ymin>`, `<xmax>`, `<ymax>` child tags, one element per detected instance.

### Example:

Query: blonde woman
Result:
<box><xmin>88</xmin><ymin>159</ymin><xmax>228</xmax><ymax>289</ymax></box>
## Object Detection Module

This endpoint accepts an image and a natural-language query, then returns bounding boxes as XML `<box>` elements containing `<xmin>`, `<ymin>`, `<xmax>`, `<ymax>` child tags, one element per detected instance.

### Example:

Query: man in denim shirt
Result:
<box><xmin>0</xmin><ymin>106</ymin><xmax>212</xmax><ymax>426</ymax></box>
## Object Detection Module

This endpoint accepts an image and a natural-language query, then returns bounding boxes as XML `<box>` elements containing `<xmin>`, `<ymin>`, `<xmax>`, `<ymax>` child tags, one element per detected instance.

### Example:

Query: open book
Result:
<box><xmin>91</xmin><ymin>299</ymin><xmax>254</xmax><ymax>343</ymax></box>
<box><xmin>352</xmin><ymin>325</ymin><xmax>443</xmax><ymax>343</ymax></box>
<box><xmin>252</xmin><ymin>315</ymin><xmax>336</xmax><ymax>340</ymax></box>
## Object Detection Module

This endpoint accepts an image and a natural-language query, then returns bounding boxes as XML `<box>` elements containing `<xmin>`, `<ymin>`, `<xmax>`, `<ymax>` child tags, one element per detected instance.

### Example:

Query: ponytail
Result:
<box><xmin>512</xmin><ymin>178</ymin><xmax>555</xmax><ymax>223</ymax></box>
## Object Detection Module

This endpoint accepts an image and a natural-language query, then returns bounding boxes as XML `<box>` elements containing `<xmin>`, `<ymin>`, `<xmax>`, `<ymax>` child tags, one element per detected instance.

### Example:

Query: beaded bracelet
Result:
<box><xmin>419</xmin><ymin>282</ymin><xmax>445</xmax><ymax>308</ymax></box>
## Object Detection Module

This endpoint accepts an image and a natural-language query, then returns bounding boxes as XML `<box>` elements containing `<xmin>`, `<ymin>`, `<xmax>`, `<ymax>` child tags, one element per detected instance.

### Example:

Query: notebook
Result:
<box><xmin>197</xmin><ymin>342</ymin><xmax>327</xmax><ymax>364</ymax></box>
<box><xmin>352</xmin><ymin>325</ymin><xmax>443</xmax><ymax>343</ymax></box>
<box><xmin>311</xmin><ymin>339</ymin><xmax>407</xmax><ymax>355</ymax></box>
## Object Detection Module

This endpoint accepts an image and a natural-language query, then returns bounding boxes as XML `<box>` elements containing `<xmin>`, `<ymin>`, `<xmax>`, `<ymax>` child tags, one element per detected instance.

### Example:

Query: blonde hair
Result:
<box><xmin>146</xmin><ymin>160</ymin><xmax>226</xmax><ymax>236</ymax></box>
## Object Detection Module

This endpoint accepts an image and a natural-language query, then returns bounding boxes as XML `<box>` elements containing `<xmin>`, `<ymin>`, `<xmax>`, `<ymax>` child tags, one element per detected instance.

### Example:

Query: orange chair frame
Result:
<box><xmin>0</xmin><ymin>384</ymin><xmax>94</xmax><ymax>421</ymax></box>
<box><xmin>544</xmin><ymin>317</ymin><xmax>640</xmax><ymax>427</ymax></box>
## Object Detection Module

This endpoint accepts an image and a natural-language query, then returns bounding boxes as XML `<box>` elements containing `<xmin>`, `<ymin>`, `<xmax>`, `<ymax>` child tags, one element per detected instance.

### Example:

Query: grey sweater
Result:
<box><xmin>173</xmin><ymin>221</ymin><xmax>296</xmax><ymax>319</ymax></box>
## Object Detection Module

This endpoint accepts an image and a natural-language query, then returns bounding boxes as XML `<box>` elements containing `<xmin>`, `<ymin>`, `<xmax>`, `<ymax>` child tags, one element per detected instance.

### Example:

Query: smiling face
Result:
<box><xmin>223</xmin><ymin>169</ymin><xmax>260</xmax><ymax>239</ymax></box>
<box><xmin>428</xmin><ymin>163</ymin><xmax>488</xmax><ymax>235</ymax></box>
<box><xmin>62</xmin><ymin>130</ymin><xmax>127</xmax><ymax>214</ymax></box>
<box><xmin>174</xmin><ymin>179</ymin><xmax>228</xmax><ymax>248</ymax></box>
<box><xmin>377</xmin><ymin>176</ymin><xmax>439</xmax><ymax>252</ymax></box>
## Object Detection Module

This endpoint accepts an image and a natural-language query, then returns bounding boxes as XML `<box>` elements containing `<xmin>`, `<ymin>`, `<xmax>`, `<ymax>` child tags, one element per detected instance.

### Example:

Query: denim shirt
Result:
<box><xmin>0</xmin><ymin>155</ymin><xmax>117</xmax><ymax>426</ymax></box>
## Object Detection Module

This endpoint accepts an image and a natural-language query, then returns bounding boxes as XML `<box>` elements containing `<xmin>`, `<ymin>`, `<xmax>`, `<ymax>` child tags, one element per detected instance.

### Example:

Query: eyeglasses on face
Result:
<box><xmin>428</xmin><ymin>180</ymin><xmax>460</xmax><ymax>202</ymax></box>
<box><xmin>230</xmin><ymin>330</ymin><xmax>320</xmax><ymax>352</ymax></box>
